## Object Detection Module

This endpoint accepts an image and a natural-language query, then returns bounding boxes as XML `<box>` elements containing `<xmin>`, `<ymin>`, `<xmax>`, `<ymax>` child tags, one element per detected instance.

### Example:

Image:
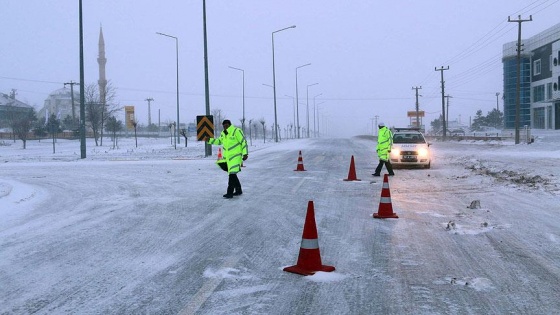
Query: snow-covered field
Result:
<box><xmin>1</xmin><ymin>131</ymin><xmax>559</xmax><ymax>314</ymax></box>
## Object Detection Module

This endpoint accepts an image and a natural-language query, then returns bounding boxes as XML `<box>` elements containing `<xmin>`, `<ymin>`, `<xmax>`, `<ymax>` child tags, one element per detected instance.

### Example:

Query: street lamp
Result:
<box><xmin>285</xmin><ymin>94</ymin><xmax>295</xmax><ymax>138</ymax></box>
<box><xmin>295</xmin><ymin>63</ymin><xmax>311</xmax><ymax>138</ymax></box>
<box><xmin>306</xmin><ymin>83</ymin><xmax>318</xmax><ymax>138</ymax></box>
<box><xmin>229</xmin><ymin>66</ymin><xmax>245</xmax><ymax>133</ymax></box>
<box><xmin>78</xmin><ymin>0</ymin><xmax>86</xmax><ymax>158</ymax></box>
<box><xmin>156</xmin><ymin>32</ymin><xmax>180</xmax><ymax>146</ymax></box>
<box><xmin>313</xmin><ymin>93</ymin><xmax>323</xmax><ymax>137</ymax></box>
<box><xmin>316</xmin><ymin>101</ymin><xmax>325</xmax><ymax>137</ymax></box>
<box><xmin>272</xmin><ymin>25</ymin><xmax>296</xmax><ymax>142</ymax></box>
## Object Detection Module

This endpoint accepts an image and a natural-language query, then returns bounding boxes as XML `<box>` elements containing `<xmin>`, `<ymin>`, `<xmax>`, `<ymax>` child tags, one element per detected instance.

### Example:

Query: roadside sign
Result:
<box><xmin>407</xmin><ymin>110</ymin><xmax>425</xmax><ymax>117</ymax></box>
<box><xmin>196</xmin><ymin>115</ymin><xmax>214</xmax><ymax>140</ymax></box>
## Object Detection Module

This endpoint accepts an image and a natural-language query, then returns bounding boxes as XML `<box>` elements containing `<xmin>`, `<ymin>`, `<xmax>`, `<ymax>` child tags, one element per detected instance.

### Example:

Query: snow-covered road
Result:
<box><xmin>1</xmin><ymin>136</ymin><xmax>559</xmax><ymax>314</ymax></box>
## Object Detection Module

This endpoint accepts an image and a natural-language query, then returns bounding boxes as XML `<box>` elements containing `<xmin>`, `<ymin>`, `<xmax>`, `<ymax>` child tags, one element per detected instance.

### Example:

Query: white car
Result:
<box><xmin>389</xmin><ymin>128</ymin><xmax>431</xmax><ymax>169</ymax></box>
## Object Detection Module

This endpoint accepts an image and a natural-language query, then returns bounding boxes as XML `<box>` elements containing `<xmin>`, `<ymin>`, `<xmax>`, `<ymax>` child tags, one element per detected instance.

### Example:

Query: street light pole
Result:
<box><xmin>306</xmin><ymin>83</ymin><xmax>318</xmax><ymax>138</ymax></box>
<box><xmin>285</xmin><ymin>94</ymin><xmax>295</xmax><ymax>138</ymax></box>
<box><xmin>295</xmin><ymin>63</ymin><xmax>311</xmax><ymax>138</ymax></box>
<box><xmin>316</xmin><ymin>101</ymin><xmax>325</xmax><ymax>137</ymax></box>
<box><xmin>203</xmin><ymin>0</ymin><xmax>212</xmax><ymax>156</ymax></box>
<box><xmin>78</xmin><ymin>0</ymin><xmax>86</xmax><ymax>159</ymax></box>
<box><xmin>313</xmin><ymin>93</ymin><xmax>322</xmax><ymax>137</ymax></box>
<box><xmin>229</xmin><ymin>66</ymin><xmax>245</xmax><ymax>133</ymax></box>
<box><xmin>156</xmin><ymin>32</ymin><xmax>180</xmax><ymax>146</ymax></box>
<box><xmin>272</xmin><ymin>25</ymin><xmax>296</xmax><ymax>142</ymax></box>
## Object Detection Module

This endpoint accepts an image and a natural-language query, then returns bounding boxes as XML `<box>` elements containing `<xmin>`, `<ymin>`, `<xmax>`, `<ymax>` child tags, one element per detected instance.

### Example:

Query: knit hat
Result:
<box><xmin>378</xmin><ymin>122</ymin><xmax>385</xmax><ymax>127</ymax></box>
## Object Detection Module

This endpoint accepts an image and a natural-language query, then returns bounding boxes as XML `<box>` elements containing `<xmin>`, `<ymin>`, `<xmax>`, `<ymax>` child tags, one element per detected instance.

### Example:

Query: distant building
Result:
<box><xmin>502</xmin><ymin>22</ymin><xmax>560</xmax><ymax>130</ymax></box>
<box><xmin>0</xmin><ymin>91</ymin><xmax>34</xmax><ymax>129</ymax></box>
<box><xmin>37</xmin><ymin>87</ymin><xmax>79</xmax><ymax>123</ymax></box>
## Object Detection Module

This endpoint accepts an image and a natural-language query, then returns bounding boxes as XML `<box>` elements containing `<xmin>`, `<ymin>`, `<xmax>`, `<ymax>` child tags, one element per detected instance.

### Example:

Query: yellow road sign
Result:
<box><xmin>196</xmin><ymin>115</ymin><xmax>214</xmax><ymax>140</ymax></box>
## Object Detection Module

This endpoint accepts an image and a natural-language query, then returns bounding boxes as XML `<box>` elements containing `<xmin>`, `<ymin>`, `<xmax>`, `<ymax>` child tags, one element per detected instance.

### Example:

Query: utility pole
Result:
<box><xmin>145</xmin><ymin>97</ymin><xmax>154</xmax><ymax>126</ymax></box>
<box><xmin>64</xmin><ymin>81</ymin><xmax>78</xmax><ymax>122</ymax></box>
<box><xmin>508</xmin><ymin>15</ymin><xmax>532</xmax><ymax>145</ymax></box>
<box><xmin>444</xmin><ymin>94</ymin><xmax>453</xmax><ymax>131</ymax></box>
<box><xmin>496</xmin><ymin>92</ymin><xmax>501</xmax><ymax>130</ymax></box>
<box><xmin>412</xmin><ymin>86</ymin><xmax>422</xmax><ymax>129</ymax></box>
<box><xmin>374</xmin><ymin>115</ymin><xmax>379</xmax><ymax>136</ymax></box>
<box><xmin>435</xmin><ymin>66</ymin><xmax>450</xmax><ymax>140</ymax></box>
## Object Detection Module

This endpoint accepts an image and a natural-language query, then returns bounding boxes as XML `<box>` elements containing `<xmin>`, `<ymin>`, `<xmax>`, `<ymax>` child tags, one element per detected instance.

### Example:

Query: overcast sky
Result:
<box><xmin>2</xmin><ymin>0</ymin><xmax>559</xmax><ymax>137</ymax></box>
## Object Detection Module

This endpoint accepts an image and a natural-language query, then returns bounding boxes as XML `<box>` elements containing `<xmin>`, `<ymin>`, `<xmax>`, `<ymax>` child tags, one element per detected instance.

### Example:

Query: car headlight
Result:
<box><xmin>418</xmin><ymin>148</ymin><xmax>428</xmax><ymax>157</ymax></box>
<box><xmin>391</xmin><ymin>149</ymin><xmax>400</xmax><ymax>156</ymax></box>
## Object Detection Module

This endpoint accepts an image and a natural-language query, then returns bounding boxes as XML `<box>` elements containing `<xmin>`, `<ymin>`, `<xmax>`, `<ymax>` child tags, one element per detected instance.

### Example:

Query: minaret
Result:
<box><xmin>97</xmin><ymin>26</ymin><xmax>107</xmax><ymax>106</ymax></box>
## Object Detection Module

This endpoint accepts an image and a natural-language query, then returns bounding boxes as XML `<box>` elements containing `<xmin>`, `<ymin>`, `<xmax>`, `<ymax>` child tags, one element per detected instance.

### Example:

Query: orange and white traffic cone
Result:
<box><xmin>343</xmin><ymin>155</ymin><xmax>361</xmax><ymax>181</ymax></box>
<box><xmin>373</xmin><ymin>174</ymin><xmax>399</xmax><ymax>219</ymax></box>
<box><xmin>217</xmin><ymin>147</ymin><xmax>223</xmax><ymax>160</ymax></box>
<box><xmin>294</xmin><ymin>150</ymin><xmax>306</xmax><ymax>171</ymax></box>
<box><xmin>284</xmin><ymin>201</ymin><xmax>335</xmax><ymax>276</ymax></box>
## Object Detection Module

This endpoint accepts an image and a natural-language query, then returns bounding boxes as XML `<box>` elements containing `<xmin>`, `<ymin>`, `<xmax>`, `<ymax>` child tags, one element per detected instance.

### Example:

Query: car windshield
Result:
<box><xmin>393</xmin><ymin>133</ymin><xmax>425</xmax><ymax>144</ymax></box>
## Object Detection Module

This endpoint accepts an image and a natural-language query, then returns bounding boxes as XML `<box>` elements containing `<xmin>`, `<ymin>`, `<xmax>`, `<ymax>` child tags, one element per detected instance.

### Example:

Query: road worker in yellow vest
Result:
<box><xmin>204</xmin><ymin>120</ymin><xmax>248</xmax><ymax>198</ymax></box>
<box><xmin>373</xmin><ymin>122</ymin><xmax>395</xmax><ymax>176</ymax></box>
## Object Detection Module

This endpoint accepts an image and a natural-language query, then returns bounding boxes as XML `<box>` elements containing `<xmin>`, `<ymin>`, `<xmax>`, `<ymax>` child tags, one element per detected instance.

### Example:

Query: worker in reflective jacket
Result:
<box><xmin>204</xmin><ymin>120</ymin><xmax>248</xmax><ymax>198</ymax></box>
<box><xmin>373</xmin><ymin>122</ymin><xmax>395</xmax><ymax>176</ymax></box>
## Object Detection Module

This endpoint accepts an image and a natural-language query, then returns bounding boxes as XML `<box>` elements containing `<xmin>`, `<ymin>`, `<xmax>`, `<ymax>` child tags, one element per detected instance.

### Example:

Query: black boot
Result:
<box><xmin>223</xmin><ymin>181</ymin><xmax>234</xmax><ymax>199</ymax></box>
<box><xmin>223</xmin><ymin>187</ymin><xmax>234</xmax><ymax>199</ymax></box>
<box><xmin>230</xmin><ymin>174</ymin><xmax>242</xmax><ymax>195</ymax></box>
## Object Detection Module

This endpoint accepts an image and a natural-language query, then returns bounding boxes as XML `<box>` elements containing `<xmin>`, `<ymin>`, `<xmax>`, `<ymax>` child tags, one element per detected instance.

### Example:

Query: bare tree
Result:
<box><xmin>179</xmin><ymin>128</ymin><xmax>188</xmax><ymax>147</ymax></box>
<box><xmin>84</xmin><ymin>82</ymin><xmax>120</xmax><ymax>146</ymax></box>
<box><xmin>105</xmin><ymin>116</ymin><xmax>123</xmax><ymax>149</ymax></box>
<box><xmin>259</xmin><ymin>118</ymin><xmax>266</xmax><ymax>143</ymax></box>
<box><xmin>47</xmin><ymin>113</ymin><xmax>61</xmax><ymax>153</ymax></box>
<box><xmin>211</xmin><ymin>108</ymin><xmax>224</xmax><ymax>136</ymax></box>
<box><xmin>12</xmin><ymin>108</ymin><xmax>37</xmax><ymax>149</ymax></box>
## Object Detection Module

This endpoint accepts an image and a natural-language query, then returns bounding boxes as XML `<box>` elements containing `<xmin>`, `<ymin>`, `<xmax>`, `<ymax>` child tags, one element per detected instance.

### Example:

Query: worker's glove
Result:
<box><xmin>242</xmin><ymin>155</ymin><xmax>248</xmax><ymax>161</ymax></box>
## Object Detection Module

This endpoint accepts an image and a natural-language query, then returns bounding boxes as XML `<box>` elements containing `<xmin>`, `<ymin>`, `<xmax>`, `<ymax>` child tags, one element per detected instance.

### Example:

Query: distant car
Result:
<box><xmin>389</xmin><ymin>128</ymin><xmax>431</xmax><ymax>169</ymax></box>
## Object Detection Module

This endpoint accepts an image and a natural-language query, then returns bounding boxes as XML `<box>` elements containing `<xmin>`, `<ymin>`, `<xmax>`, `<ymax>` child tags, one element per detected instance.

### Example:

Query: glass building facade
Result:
<box><xmin>503</xmin><ymin>22</ymin><xmax>560</xmax><ymax>130</ymax></box>
<box><xmin>502</xmin><ymin>56</ymin><xmax>532</xmax><ymax>129</ymax></box>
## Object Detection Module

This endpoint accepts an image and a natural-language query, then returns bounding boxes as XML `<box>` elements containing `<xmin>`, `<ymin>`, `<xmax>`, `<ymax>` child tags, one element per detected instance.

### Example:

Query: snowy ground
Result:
<box><xmin>1</xmin><ymin>131</ymin><xmax>559</xmax><ymax>314</ymax></box>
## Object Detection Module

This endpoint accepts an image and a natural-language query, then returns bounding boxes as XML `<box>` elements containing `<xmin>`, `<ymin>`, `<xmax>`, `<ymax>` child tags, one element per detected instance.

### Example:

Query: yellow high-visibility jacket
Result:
<box><xmin>208</xmin><ymin>125</ymin><xmax>248</xmax><ymax>174</ymax></box>
<box><xmin>376</xmin><ymin>126</ymin><xmax>393</xmax><ymax>161</ymax></box>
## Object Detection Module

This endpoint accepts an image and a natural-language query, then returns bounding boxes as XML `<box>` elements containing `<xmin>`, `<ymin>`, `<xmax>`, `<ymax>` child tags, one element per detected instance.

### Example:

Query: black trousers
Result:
<box><xmin>374</xmin><ymin>160</ymin><xmax>394</xmax><ymax>175</ymax></box>
<box><xmin>227</xmin><ymin>173</ymin><xmax>242</xmax><ymax>194</ymax></box>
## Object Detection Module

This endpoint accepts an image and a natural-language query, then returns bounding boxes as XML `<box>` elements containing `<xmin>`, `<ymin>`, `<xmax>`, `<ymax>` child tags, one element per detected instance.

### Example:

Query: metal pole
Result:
<box><xmin>272</xmin><ymin>25</ymin><xmax>296</xmax><ymax>143</ymax></box>
<box><xmin>203</xmin><ymin>0</ymin><xmax>212</xmax><ymax>156</ymax></box>
<box><xmin>285</xmin><ymin>94</ymin><xmax>295</xmax><ymax>138</ymax></box>
<box><xmin>175</xmin><ymin>37</ymin><xmax>180</xmax><ymax>146</ymax></box>
<box><xmin>78</xmin><ymin>0</ymin><xmax>86</xmax><ymax>159</ymax></box>
<box><xmin>313</xmin><ymin>94</ymin><xmax>322</xmax><ymax>137</ymax></box>
<box><xmin>156</xmin><ymin>32</ymin><xmax>180</xmax><ymax>147</ymax></box>
<box><xmin>306</xmin><ymin>83</ymin><xmax>318</xmax><ymax>138</ymax></box>
<box><xmin>295</xmin><ymin>63</ymin><xmax>310</xmax><ymax>138</ymax></box>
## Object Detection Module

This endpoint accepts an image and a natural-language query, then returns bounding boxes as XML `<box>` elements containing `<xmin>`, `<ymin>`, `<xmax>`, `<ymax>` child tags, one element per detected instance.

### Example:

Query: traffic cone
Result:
<box><xmin>284</xmin><ymin>201</ymin><xmax>335</xmax><ymax>276</ymax></box>
<box><xmin>343</xmin><ymin>155</ymin><xmax>361</xmax><ymax>181</ymax></box>
<box><xmin>373</xmin><ymin>174</ymin><xmax>399</xmax><ymax>219</ymax></box>
<box><xmin>294</xmin><ymin>150</ymin><xmax>306</xmax><ymax>171</ymax></box>
<box><xmin>217</xmin><ymin>147</ymin><xmax>223</xmax><ymax>160</ymax></box>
